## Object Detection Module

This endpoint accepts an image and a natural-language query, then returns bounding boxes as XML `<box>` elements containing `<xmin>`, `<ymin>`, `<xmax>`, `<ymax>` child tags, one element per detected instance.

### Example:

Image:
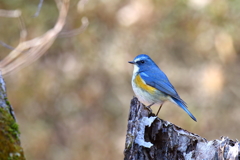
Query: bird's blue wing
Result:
<box><xmin>172</xmin><ymin>97</ymin><xmax>197</xmax><ymax>121</ymax></box>
<box><xmin>139</xmin><ymin>70</ymin><xmax>187</xmax><ymax>105</ymax></box>
<box><xmin>140</xmin><ymin>72</ymin><xmax>197</xmax><ymax>121</ymax></box>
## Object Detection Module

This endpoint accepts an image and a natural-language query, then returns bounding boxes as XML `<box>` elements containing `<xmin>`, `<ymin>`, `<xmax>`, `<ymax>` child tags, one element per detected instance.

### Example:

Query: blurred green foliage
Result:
<box><xmin>1</xmin><ymin>0</ymin><xmax>240</xmax><ymax>159</ymax></box>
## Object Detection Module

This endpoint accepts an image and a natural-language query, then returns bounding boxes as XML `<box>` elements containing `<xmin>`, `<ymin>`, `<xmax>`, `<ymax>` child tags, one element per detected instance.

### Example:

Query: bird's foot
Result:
<box><xmin>145</xmin><ymin>103</ymin><xmax>154</xmax><ymax>113</ymax></box>
<box><xmin>145</xmin><ymin>106</ymin><xmax>152</xmax><ymax>113</ymax></box>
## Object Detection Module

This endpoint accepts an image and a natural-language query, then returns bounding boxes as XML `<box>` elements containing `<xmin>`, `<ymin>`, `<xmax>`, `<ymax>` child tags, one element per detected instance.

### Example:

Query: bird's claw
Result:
<box><xmin>145</xmin><ymin>106</ymin><xmax>152</xmax><ymax>113</ymax></box>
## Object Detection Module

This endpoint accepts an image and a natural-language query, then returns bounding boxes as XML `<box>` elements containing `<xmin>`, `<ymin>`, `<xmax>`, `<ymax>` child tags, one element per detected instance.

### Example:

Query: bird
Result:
<box><xmin>129</xmin><ymin>54</ymin><xmax>197</xmax><ymax>121</ymax></box>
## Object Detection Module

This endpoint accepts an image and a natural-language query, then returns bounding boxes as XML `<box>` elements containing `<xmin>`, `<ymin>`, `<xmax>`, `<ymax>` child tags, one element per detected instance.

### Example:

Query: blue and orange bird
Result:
<box><xmin>129</xmin><ymin>54</ymin><xmax>197</xmax><ymax>121</ymax></box>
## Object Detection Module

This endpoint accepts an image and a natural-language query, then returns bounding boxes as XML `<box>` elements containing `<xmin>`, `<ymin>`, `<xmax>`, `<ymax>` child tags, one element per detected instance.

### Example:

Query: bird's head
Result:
<box><xmin>129</xmin><ymin>54</ymin><xmax>157</xmax><ymax>73</ymax></box>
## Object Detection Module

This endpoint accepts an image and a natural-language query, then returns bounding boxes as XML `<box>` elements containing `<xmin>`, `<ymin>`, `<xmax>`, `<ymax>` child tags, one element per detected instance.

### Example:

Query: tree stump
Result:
<box><xmin>0</xmin><ymin>73</ymin><xmax>25</xmax><ymax>160</ymax></box>
<box><xmin>124</xmin><ymin>97</ymin><xmax>240</xmax><ymax>160</ymax></box>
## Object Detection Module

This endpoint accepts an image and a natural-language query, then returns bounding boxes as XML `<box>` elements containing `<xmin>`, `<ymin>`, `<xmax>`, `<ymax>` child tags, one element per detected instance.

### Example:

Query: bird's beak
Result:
<box><xmin>128</xmin><ymin>61</ymin><xmax>135</xmax><ymax>64</ymax></box>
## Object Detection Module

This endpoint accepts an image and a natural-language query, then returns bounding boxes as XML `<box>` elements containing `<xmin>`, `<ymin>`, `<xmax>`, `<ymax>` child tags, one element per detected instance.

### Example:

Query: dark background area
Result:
<box><xmin>1</xmin><ymin>0</ymin><xmax>240</xmax><ymax>159</ymax></box>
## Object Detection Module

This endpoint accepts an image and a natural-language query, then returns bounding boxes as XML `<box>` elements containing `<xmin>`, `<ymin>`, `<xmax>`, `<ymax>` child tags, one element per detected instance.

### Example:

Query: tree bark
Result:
<box><xmin>124</xmin><ymin>97</ymin><xmax>240</xmax><ymax>160</ymax></box>
<box><xmin>0</xmin><ymin>73</ymin><xmax>25</xmax><ymax>159</ymax></box>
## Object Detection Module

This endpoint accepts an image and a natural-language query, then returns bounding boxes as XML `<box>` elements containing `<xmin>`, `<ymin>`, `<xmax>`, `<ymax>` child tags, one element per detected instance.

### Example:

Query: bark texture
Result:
<box><xmin>124</xmin><ymin>97</ymin><xmax>240</xmax><ymax>160</ymax></box>
<box><xmin>0</xmin><ymin>73</ymin><xmax>25</xmax><ymax>160</ymax></box>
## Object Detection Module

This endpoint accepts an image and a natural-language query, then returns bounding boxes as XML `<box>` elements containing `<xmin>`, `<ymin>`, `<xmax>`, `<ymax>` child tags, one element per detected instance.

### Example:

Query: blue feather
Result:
<box><xmin>140</xmin><ymin>71</ymin><xmax>186</xmax><ymax>105</ymax></box>
<box><xmin>172</xmin><ymin>97</ymin><xmax>197</xmax><ymax>122</ymax></box>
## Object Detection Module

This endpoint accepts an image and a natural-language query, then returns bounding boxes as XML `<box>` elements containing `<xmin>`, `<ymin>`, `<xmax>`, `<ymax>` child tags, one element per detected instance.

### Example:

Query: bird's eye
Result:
<box><xmin>140</xmin><ymin>60</ymin><xmax>144</xmax><ymax>64</ymax></box>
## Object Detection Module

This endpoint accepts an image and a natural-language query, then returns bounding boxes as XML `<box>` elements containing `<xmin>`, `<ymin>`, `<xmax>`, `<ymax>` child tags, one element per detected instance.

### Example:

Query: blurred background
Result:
<box><xmin>1</xmin><ymin>0</ymin><xmax>240</xmax><ymax>159</ymax></box>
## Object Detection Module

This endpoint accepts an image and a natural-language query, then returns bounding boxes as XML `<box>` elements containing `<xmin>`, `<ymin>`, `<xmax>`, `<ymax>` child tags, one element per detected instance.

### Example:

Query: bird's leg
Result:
<box><xmin>145</xmin><ymin>103</ymin><xmax>154</xmax><ymax>112</ymax></box>
<box><xmin>147</xmin><ymin>103</ymin><xmax>154</xmax><ymax>108</ymax></box>
<box><xmin>156</xmin><ymin>104</ymin><xmax>163</xmax><ymax>116</ymax></box>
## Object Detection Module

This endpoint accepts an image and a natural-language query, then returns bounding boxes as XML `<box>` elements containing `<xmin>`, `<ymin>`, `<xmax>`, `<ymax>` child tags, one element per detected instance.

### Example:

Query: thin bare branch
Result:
<box><xmin>77</xmin><ymin>0</ymin><xmax>88</xmax><ymax>12</ymax></box>
<box><xmin>58</xmin><ymin>17</ymin><xmax>89</xmax><ymax>38</ymax></box>
<box><xmin>0</xmin><ymin>9</ymin><xmax>21</xmax><ymax>18</ymax></box>
<box><xmin>18</xmin><ymin>16</ymin><xmax>27</xmax><ymax>43</ymax></box>
<box><xmin>0</xmin><ymin>0</ymin><xmax>88</xmax><ymax>75</ymax></box>
<box><xmin>55</xmin><ymin>0</ymin><xmax>63</xmax><ymax>10</ymax></box>
<box><xmin>0</xmin><ymin>0</ymin><xmax>70</xmax><ymax>75</ymax></box>
<box><xmin>0</xmin><ymin>41</ymin><xmax>15</xmax><ymax>50</ymax></box>
<box><xmin>33</xmin><ymin>0</ymin><xmax>44</xmax><ymax>17</ymax></box>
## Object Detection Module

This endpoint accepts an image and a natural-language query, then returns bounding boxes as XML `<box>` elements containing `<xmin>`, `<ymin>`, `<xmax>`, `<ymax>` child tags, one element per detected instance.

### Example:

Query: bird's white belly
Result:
<box><xmin>132</xmin><ymin>83</ymin><xmax>155</xmax><ymax>105</ymax></box>
<box><xmin>131</xmin><ymin>74</ymin><xmax>166</xmax><ymax>105</ymax></box>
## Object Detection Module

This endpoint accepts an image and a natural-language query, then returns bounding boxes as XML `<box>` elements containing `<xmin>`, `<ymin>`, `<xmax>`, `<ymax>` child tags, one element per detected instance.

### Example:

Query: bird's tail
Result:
<box><xmin>171</xmin><ymin>97</ymin><xmax>197</xmax><ymax>122</ymax></box>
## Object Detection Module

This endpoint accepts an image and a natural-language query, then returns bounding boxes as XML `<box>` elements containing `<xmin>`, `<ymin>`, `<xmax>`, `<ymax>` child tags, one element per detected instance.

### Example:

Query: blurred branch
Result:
<box><xmin>77</xmin><ymin>0</ymin><xmax>88</xmax><ymax>12</ymax></box>
<box><xmin>0</xmin><ymin>9</ymin><xmax>26</xmax><ymax>49</ymax></box>
<box><xmin>0</xmin><ymin>0</ymin><xmax>89</xmax><ymax>75</ymax></box>
<box><xmin>0</xmin><ymin>41</ymin><xmax>15</xmax><ymax>50</ymax></box>
<box><xmin>124</xmin><ymin>97</ymin><xmax>240</xmax><ymax>159</ymax></box>
<box><xmin>0</xmin><ymin>9</ymin><xmax>21</xmax><ymax>18</ymax></box>
<box><xmin>58</xmin><ymin>0</ymin><xmax>89</xmax><ymax>38</ymax></box>
<box><xmin>58</xmin><ymin>17</ymin><xmax>89</xmax><ymax>38</ymax></box>
<box><xmin>33</xmin><ymin>0</ymin><xmax>44</xmax><ymax>17</ymax></box>
<box><xmin>18</xmin><ymin>16</ymin><xmax>27</xmax><ymax>43</ymax></box>
<box><xmin>0</xmin><ymin>0</ymin><xmax>67</xmax><ymax>75</ymax></box>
